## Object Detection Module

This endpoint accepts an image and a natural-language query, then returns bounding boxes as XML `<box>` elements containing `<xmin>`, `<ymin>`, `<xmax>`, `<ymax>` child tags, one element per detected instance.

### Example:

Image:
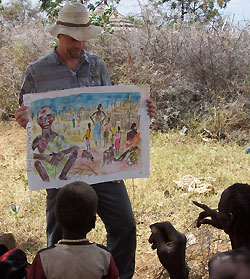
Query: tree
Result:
<box><xmin>0</xmin><ymin>0</ymin><xmax>40</xmax><ymax>24</ymax></box>
<box><xmin>40</xmin><ymin>0</ymin><xmax>120</xmax><ymax>21</ymax></box>
<box><xmin>149</xmin><ymin>0</ymin><xmax>231</xmax><ymax>23</ymax></box>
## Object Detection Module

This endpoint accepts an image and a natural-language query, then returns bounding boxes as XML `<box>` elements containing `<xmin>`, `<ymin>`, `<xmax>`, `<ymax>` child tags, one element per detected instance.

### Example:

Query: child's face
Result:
<box><xmin>218</xmin><ymin>189</ymin><xmax>232</xmax><ymax>234</ymax></box>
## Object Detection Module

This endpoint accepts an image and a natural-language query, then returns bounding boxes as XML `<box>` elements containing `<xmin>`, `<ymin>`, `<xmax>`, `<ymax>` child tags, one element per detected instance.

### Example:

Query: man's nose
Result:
<box><xmin>75</xmin><ymin>40</ymin><xmax>86</xmax><ymax>48</ymax></box>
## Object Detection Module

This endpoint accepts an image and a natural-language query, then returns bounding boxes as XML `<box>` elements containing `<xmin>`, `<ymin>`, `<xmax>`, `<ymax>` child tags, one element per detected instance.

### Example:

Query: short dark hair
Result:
<box><xmin>224</xmin><ymin>183</ymin><xmax>250</xmax><ymax>232</ymax></box>
<box><xmin>55</xmin><ymin>181</ymin><xmax>98</xmax><ymax>232</ymax></box>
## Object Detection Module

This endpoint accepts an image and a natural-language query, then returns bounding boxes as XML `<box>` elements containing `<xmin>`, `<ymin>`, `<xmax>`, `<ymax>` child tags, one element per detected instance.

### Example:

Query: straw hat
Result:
<box><xmin>48</xmin><ymin>2</ymin><xmax>103</xmax><ymax>41</ymax></box>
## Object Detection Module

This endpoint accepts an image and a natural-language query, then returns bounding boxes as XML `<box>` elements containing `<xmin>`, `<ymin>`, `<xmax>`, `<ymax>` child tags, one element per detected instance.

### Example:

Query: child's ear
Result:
<box><xmin>90</xmin><ymin>216</ymin><xmax>96</xmax><ymax>229</ymax></box>
<box><xmin>224</xmin><ymin>212</ymin><xmax>233</xmax><ymax>234</ymax></box>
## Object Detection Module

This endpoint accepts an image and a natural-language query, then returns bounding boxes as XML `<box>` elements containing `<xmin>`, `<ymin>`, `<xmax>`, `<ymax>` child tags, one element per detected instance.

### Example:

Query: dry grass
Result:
<box><xmin>0</xmin><ymin>121</ymin><xmax>249</xmax><ymax>278</ymax></box>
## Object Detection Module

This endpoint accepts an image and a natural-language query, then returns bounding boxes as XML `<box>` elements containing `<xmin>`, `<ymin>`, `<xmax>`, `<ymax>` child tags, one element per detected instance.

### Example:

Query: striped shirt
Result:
<box><xmin>19</xmin><ymin>47</ymin><xmax>111</xmax><ymax>105</ymax></box>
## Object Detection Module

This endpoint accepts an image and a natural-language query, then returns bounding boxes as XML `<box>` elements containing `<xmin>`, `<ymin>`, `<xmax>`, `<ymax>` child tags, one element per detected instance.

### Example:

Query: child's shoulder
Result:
<box><xmin>209</xmin><ymin>249</ymin><xmax>250</xmax><ymax>278</ymax></box>
<box><xmin>95</xmin><ymin>243</ymin><xmax>110</xmax><ymax>252</ymax></box>
<box><xmin>37</xmin><ymin>244</ymin><xmax>57</xmax><ymax>255</ymax></box>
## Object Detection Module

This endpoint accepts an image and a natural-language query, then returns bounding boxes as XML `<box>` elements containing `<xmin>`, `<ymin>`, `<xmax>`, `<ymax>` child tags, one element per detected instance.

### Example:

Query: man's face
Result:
<box><xmin>37</xmin><ymin>107</ymin><xmax>55</xmax><ymax>130</ymax></box>
<box><xmin>58</xmin><ymin>34</ymin><xmax>86</xmax><ymax>59</ymax></box>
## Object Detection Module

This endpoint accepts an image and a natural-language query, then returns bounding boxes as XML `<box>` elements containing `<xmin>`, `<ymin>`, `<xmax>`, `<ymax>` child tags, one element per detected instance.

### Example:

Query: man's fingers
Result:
<box><xmin>15</xmin><ymin>106</ymin><xmax>29</xmax><ymax>128</ymax></box>
<box><xmin>146</xmin><ymin>99</ymin><xmax>156</xmax><ymax>118</ymax></box>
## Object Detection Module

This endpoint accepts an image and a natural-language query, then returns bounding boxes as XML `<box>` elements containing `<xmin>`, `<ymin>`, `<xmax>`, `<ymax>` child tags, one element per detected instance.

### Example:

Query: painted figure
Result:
<box><xmin>84</xmin><ymin>123</ymin><xmax>91</xmax><ymax>150</ymax></box>
<box><xmin>126</xmin><ymin>146</ymin><xmax>139</xmax><ymax>166</ymax></box>
<box><xmin>103</xmin><ymin>144</ymin><xmax>115</xmax><ymax>165</ymax></box>
<box><xmin>82</xmin><ymin>150</ymin><xmax>94</xmax><ymax>162</ymax></box>
<box><xmin>126</xmin><ymin>123</ymin><xmax>140</xmax><ymax>147</ymax></box>
<box><xmin>103</xmin><ymin>117</ymin><xmax>111</xmax><ymax>147</ymax></box>
<box><xmin>32</xmin><ymin>106</ymin><xmax>79</xmax><ymax>182</ymax></box>
<box><xmin>114</xmin><ymin>126</ymin><xmax>121</xmax><ymax>155</ymax></box>
<box><xmin>90</xmin><ymin>104</ymin><xmax>106</xmax><ymax>148</ymax></box>
<box><xmin>77</xmin><ymin>113</ymin><xmax>81</xmax><ymax>128</ymax></box>
<box><xmin>72</xmin><ymin>115</ymin><xmax>76</xmax><ymax>128</ymax></box>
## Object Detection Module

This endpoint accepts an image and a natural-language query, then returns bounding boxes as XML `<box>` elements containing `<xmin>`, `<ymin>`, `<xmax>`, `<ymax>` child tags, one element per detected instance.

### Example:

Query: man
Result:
<box><xmin>14</xmin><ymin>3</ymin><xmax>156</xmax><ymax>279</ymax></box>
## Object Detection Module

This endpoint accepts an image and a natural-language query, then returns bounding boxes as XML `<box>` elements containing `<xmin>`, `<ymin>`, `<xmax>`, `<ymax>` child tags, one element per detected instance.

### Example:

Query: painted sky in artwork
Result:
<box><xmin>31</xmin><ymin>92</ymin><xmax>141</xmax><ymax>117</ymax></box>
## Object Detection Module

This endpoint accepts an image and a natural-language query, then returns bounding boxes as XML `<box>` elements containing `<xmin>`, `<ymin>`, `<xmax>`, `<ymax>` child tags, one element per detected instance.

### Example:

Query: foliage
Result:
<box><xmin>147</xmin><ymin>0</ymin><xmax>231</xmax><ymax>24</ymax></box>
<box><xmin>0</xmin><ymin>0</ymin><xmax>40</xmax><ymax>24</ymax></box>
<box><xmin>40</xmin><ymin>0</ymin><xmax>120</xmax><ymax>22</ymax></box>
<box><xmin>0</xmin><ymin>1</ymin><xmax>249</xmax><ymax>141</ymax></box>
<box><xmin>87</xmin><ymin>22</ymin><xmax>250</xmax><ymax>142</ymax></box>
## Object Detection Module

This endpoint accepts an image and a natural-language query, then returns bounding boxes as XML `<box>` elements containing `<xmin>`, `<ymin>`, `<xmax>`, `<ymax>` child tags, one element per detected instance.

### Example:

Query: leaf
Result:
<box><xmin>10</xmin><ymin>204</ymin><xmax>19</xmax><ymax>214</ymax></box>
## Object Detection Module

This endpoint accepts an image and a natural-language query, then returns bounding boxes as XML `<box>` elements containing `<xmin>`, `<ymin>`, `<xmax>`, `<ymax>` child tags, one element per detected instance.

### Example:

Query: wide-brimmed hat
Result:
<box><xmin>47</xmin><ymin>2</ymin><xmax>103</xmax><ymax>41</ymax></box>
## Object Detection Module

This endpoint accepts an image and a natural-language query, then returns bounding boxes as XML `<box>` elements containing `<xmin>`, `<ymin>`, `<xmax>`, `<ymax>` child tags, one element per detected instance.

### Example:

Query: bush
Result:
<box><xmin>0</xmin><ymin>19</ymin><xmax>249</xmax><ymax>142</ymax></box>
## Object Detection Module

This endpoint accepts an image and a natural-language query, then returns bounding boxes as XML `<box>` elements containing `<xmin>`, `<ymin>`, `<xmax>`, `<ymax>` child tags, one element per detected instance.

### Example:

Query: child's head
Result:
<box><xmin>88</xmin><ymin>122</ymin><xmax>91</xmax><ymax>129</ymax></box>
<box><xmin>131</xmin><ymin>123</ymin><xmax>136</xmax><ymax>130</ymax></box>
<box><xmin>218</xmin><ymin>183</ymin><xmax>250</xmax><ymax>235</ymax></box>
<box><xmin>55</xmin><ymin>181</ymin><xmax>98</xmax><ymax>235</ymax></box>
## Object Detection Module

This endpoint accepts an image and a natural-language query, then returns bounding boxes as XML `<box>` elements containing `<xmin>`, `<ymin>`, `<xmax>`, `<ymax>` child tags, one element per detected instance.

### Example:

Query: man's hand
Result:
<box><xmin>193</xmin><ymin>201</ymin><xmax>223</xmax><ymax>229</ymax></box>
<box><xmin>146</xmin><ymin>99</ymin><xmax>156</xmax><ymax>119</ymax></box>
<box><xmin>14</xmin><ymin>105</ymin><xmax>29</xmax><ymax>128</ymax></box>
<box><xmin>149</xmin><ymin>221</ymin><xmax>188</xmax><ymax>279</ymax></box>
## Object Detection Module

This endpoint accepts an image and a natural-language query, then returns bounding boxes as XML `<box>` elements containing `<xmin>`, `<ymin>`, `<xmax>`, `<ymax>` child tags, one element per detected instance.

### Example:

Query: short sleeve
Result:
<box><xmin>19</xmin><ymin>66</ymin><xmax>36</xmax><ymax>105</ymax></box>
<box><xmin>28</xmin><ymin>253</ymin><xmax>47</xmax><ymax>279</ymax></box>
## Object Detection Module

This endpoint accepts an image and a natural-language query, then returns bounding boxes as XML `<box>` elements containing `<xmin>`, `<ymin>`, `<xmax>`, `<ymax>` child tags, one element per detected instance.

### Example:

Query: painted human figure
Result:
<box><xmin>32</xmin><ymin>106</ymin><xmax>79</xmax><ymax>182</ymax></box>
<box><xmin>84</xmin><ymin>123</ymin><xmax>91</xmax><ymax>150</ymax></box>
<box><xmin>126</xmin><ymin>146</ymin><xmax>139</xmax><ymax>166</ymax></box>
<box><xmin>72</xmin><ymin>115</ymin><xmax>76</xmax><ymax>128</ymax></box>
<box><xmin>103</xmin><ymin>144</ymin><xmax>115</xmax><ymax>165</ymax></box>
<box><xmin>103</xmin><ymin>117</ymin><xmax>111</xmax><ymax>147</ymax></box>
<box><xmin>77</xmin><ymin>113</ymin><xmax>81</xmax><ymax>128</ymax></box>
<box><xmin>114</xmin><ymin>126</ymin><xmax>121</xmax><ymax>155</ymax></box>
<box><xmin>126</xmin><ymin>123</ymin><xmax>139</xmax><ymax>147</ymax></box>
<box><xmin>90</xmin><ymin>104</ymin><xmax>106</xmax><ymax>148</ymax></box>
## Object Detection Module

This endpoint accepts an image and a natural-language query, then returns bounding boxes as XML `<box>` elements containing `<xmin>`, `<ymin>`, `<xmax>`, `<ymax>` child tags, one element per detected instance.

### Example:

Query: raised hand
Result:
<box><xmin>146</xmin><ymin>99</ymin><xmax>156</xmax><ymax>119</ymax></box>
<box><xmin>193</xmin><ymin>201</ymin><xmax>223</xmax><ymax>229</ymax></box>
<box><xmin>149</xmin><ymin>221</ymin><xmax>189</xmax><ymax>279</ymax></box>
<box><xmin>14</xmin><ymin>105</ymin><xmax>29</xmax><ymax>128</ymax></box>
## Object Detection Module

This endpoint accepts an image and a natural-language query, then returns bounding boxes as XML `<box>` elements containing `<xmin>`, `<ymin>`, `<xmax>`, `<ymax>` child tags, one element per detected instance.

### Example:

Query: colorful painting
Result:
<box><xmin>24</xmin><ymin>85</ymin><xmax>150</xmax><ymax>191</ymax></box>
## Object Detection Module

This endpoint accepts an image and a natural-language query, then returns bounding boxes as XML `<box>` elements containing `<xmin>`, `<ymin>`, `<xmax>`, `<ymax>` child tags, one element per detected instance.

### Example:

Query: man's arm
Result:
<box><xmin>15</xmin><ymin>66</ymin><xmax>35</xmax><ymax>129</ymax></box>
<box><xmin>149</xmin><ymin>222</ymin><xmax>189</xmax><ymax>279</ymax></box>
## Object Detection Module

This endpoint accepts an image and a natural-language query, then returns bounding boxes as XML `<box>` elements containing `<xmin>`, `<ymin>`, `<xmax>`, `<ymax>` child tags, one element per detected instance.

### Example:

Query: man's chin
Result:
<box><xmin>68</xmin><ymin>50</ymin><xmax>82</xmax><ymax>59</ymax></box>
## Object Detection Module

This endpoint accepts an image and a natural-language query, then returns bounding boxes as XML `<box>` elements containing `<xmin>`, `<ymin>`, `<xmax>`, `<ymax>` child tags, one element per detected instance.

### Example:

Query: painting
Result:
<box><xmin>24</xmin><ymin>85</ymin><xmax>150</xmax><ymax>191</ymax></box>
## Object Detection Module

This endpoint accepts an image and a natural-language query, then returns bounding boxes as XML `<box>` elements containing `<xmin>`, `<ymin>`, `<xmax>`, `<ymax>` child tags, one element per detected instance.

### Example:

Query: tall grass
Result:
<box><xmin>0</xmin><ymin>122</ymin><xmax>249</xmax><ymax>278</ymax></box>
